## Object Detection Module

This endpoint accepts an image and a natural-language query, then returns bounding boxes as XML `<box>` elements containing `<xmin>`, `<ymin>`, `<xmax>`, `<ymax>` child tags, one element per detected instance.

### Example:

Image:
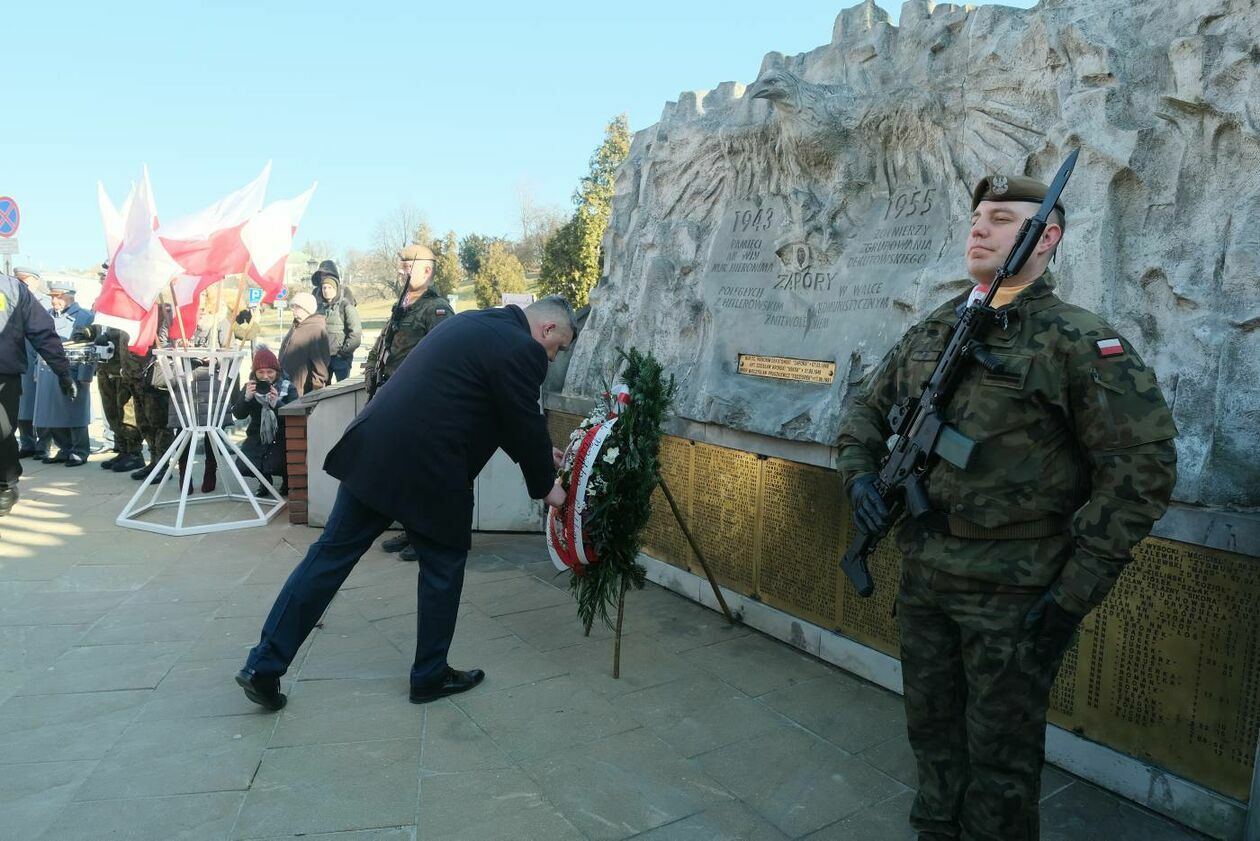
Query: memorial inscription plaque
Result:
<box><xmin>757</xmin><ymin>460</ymin><xmax>842</xmax><ymax>628</ymax></box>
<box><xmin>737</xmin><ymin>354</ymin><xmax>836</xmax><ymax>384</ymax></box>
<box><xmin>697</xmin><ymin>187</ymin><xmax>951</xmax><ymax>439</ymax></box>
<box><xmin>688</xmin><ymin>443</ymin><xmax>760</xmax><ymax>591</ymax></box>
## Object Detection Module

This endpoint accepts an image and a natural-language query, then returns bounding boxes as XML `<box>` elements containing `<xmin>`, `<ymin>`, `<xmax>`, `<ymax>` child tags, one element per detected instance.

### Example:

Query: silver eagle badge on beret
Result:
<box><xmin>991</xmin><ymin>175</ymin><xmax>1009</xmax><ymax>196</ymax></box>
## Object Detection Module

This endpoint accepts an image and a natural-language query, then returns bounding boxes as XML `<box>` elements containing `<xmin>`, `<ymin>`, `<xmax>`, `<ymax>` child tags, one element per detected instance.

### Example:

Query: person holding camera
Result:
<box><xmin>232</xmin><ymin>347</ymin><xmax>293</xmax><ymax>496</ymax></box>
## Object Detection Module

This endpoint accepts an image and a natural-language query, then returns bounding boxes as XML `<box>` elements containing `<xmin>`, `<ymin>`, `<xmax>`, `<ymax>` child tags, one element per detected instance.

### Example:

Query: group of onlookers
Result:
<box><xmin>5</xmin><ymin>259</ymin><xmax>364</xmax><ymax>501</ymax></box>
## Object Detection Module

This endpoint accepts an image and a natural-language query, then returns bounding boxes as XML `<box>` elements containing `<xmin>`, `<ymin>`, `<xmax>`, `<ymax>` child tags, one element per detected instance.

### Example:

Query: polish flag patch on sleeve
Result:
<box><xmin>1095</xmin><ymin>338</ymin><xmax>1125</xmax><ymax>358</ymax></box>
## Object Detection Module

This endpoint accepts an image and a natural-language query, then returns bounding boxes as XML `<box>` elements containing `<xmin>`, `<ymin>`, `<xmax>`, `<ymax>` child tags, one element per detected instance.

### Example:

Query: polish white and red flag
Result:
<box><xmin>97</xmin><ymin>181</ymin><xmax>134</xmax><ymax>260</ymax></box>
<box><xmin>159</xmin><ymin>163</ymin><xmax>270</xmax><ymax>281</ymax></box>
<box><xmin>93</xmin><ymin>168</ymin><xmax>183</xmax><ymax>348</ymax></box>
<box><xmin>241</xmin><ymin>184</ymin><xmax>317</xmax><ymax>303</ymax></box>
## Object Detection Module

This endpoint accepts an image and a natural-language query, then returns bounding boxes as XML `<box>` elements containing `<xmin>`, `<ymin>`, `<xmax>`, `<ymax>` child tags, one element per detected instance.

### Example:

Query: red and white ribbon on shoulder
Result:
<box><xmin>547</xmin><ymin>417</ymin><xmax>617</xmax><ymax>574</ymax></box>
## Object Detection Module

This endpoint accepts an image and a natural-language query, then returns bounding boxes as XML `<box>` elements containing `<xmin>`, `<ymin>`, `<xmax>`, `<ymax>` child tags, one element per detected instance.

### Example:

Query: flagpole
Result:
<box><xmin>227</xmin><ymin>274</ymin><xmax>248</xmax><ymax>350</ymax></box>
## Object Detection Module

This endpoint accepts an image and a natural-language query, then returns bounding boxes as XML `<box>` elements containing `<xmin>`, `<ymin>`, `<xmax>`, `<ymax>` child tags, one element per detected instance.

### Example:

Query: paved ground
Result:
<box><xmin>0</xmin><ymin>456</ymin><xmax>1210</xmax><ymax>840</ymax></box>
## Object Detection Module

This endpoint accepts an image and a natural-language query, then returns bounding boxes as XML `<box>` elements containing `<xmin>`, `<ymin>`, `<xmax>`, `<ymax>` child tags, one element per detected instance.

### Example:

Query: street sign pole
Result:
<box><xmin>0</xmin><ymin>196</ymin><xmax>20</xmax><ymax>277</ymax></box>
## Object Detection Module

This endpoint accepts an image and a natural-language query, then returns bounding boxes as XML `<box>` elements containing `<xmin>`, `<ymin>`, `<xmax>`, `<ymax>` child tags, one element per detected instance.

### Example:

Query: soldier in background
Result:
<box><xmin>13</xmin><ymin>268</ymin><xmax>50</xmax><ymax>459</ymax></box>
<box><xmin>35</xmin><ymin>280</ymin><xmax>94</xmax><ymax>466</ymax></box>
<box><xmin>365</xmin><ymin>244</ymin><xmax>453</xmax><ymax>561</ymax></box>
<box><xmin>835</xmin><ymin>174</ymin><xmax>1177</xmax><ymax>841</ymax></box>
<box><xmin>128</xmin><ymin>300</ymin><xmax>174</xmax><ymax>481</ymax></box>
<box><xmin>89</xmin><ymin>264</ymin><xmax>145</xmax><ymax>473</ymax></box>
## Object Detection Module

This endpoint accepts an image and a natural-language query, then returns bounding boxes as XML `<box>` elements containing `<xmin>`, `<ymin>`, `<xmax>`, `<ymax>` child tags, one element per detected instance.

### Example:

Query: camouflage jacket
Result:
<box><xmin>836</xmin><ymin>273</ymin><xmax>1178</xmax><ymax>614</ymax></box>
<box><xmin>364</xmin><ymin>287</ymin><xmax>452</xmax><ymax>381</ymax></box>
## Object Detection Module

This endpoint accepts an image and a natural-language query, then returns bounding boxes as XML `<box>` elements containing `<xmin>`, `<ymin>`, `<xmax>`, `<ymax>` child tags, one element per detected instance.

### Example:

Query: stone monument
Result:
<box><xmin>561</xmin><ymin>0</ymin><xmax>1259</xmax><ymax>511</ymax></box>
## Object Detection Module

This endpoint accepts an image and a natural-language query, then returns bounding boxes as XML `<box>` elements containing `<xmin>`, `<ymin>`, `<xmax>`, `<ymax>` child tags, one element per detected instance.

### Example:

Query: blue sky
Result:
<box><xmin>6</xmin><ymin>0</ymin><xmax>1035</xmax><ymax>272</ymax></box>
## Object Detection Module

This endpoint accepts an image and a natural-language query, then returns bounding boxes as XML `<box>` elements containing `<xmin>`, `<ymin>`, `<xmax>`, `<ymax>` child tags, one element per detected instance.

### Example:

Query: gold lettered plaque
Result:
<box><xmin>641</xmin><ymin>437</ymin><xmax>696</xmax><ymax>570</ymax></box>
<box><xmin>737</xmin><ymin>354</ymin><xmax>837</xmax><ymax>384</ymax></box>
<box><xmin>1049</xmin><ymin>538</ymin><xmax>1260</xmax><ymax>800</ymax></box>
<box><xmin>757</xmin><ymin>460</ymin><xmax>843</xmax><ymax>628</ymax></box>
<box><xmin>689</xmin><ymin>443</ymin><xmax>761</xmax><ymax>592</ymax></box>
<box><xmin>547</xmin><ymin>411</ymin><xmax>583</xmax><ymax>451</ymax></box>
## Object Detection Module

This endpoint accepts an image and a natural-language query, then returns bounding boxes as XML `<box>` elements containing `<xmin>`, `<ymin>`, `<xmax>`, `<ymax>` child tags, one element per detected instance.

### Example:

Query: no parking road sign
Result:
<box><xmin>0</xmin><ymin>197</ymin><xmax>19</xmax><ymax>238</ymax></box>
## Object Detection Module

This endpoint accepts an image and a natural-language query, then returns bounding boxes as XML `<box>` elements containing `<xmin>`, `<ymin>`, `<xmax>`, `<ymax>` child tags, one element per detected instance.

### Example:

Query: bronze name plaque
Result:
<box><xmin>546</xmin><ymin>410</ymin><xmax>1259</xmax><ymax>799</ymax></box>
<box><xmin>737</xmin><ymin>354</ymin><xmax>837</xmax><ymax>384</ymax></box>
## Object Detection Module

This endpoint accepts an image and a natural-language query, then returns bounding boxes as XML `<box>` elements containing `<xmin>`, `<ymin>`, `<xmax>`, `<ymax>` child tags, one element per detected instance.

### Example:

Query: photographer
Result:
<box><xmin>232</xmin><ymin>347</ymin><xmax>293</xmax><ymax>496</ymax></box>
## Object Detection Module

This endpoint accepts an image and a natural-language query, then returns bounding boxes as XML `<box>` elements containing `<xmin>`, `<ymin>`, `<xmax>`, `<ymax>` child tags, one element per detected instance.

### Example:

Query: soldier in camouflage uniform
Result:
<box><xmin>367</xmin><ymin>244</ymin><xmax>452</xmax><ymax>560</ymax></box>
<box><xmin>93</xmin><ymin>325</ymin><xmax>145</xmax><ymax>473</ymax></box>
<box><xmin>128</xmin><ymin>303</ymin><xmax>174</xmax><ymax>481</ymax></box>
<box><xmin>364</xmin><ymin>244</ymin><xmax>451</xmax><ymax>397</ymax></box>
<box><xmin>836</xmin><ymin>174</ymin><xmax>1177</xmax><ymax>841</ymax></box>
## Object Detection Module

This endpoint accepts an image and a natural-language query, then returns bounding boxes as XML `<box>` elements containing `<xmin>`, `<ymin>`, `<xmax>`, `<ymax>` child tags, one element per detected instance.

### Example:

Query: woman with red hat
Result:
<box><xmin>231</xmin><ymin>346</ymin><xmax>293</xmax><ymax>495</ymax></box>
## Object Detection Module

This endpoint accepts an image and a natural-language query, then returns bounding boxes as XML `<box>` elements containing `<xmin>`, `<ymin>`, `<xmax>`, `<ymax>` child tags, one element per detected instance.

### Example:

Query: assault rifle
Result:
<box><xmin>840</xmin><ymin>149</ymin><xmax>1079</xmax><ymax>597</ymax></box>
<box><xmin>364</xmin><ymin>276</ymin><xmax>414</xmax><ymax>397</ymax></box>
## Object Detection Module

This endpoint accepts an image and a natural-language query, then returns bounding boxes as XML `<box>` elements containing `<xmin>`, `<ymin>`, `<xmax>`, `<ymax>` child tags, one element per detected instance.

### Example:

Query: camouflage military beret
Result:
<box><xmin>398</xmin><ymin>244</ymin><xmax>436</xmax><ymax>262</ymax></box>
<box><xmin>972</xmin><ymin>174</ymin><xmax>1066</xmax><ymax>228</ymax></box>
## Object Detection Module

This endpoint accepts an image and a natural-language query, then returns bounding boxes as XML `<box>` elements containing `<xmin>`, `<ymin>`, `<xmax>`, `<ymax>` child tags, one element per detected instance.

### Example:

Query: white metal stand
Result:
<box><xmin>116</xmin><ymin>348</ymin><xmax>286</xmax><ymax>535</ymax></box>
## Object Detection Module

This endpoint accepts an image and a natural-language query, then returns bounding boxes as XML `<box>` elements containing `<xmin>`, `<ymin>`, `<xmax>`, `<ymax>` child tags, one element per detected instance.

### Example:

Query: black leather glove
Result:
<box><xmin>1023</xmin><ymin>591</ymin><xmax>1084</xmax><ymax>661</ymax></box>
<box><xmin>71</xmin><ymin>327</ymin><xmax>92</xmax><ymax>342</ymax></box>
<box><xmin>848</xmin><ymin>473</ymin><xmax>891</xmax><ymax>535</ymax></box>
<box><xmin>235</xmin><ymin>309</ymin><xmax>252</xmax><ymax>325</ymax></box>
<box><xmin>58</xmin><ymin>375</ymin><xmax>79</xmax><ymax>401</ymax></box>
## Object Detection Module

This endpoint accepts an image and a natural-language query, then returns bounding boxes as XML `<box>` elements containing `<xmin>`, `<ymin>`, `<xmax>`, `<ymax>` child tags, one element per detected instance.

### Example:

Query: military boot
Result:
<box><xmin>111</xmin><ymin>453</ymin><xmax>145</xmax><ymax>473</ymax></box>
<box><xmin>0</xmin><ymin>485</ymin><xmax>16</xmax><ymax>516</ymax></box>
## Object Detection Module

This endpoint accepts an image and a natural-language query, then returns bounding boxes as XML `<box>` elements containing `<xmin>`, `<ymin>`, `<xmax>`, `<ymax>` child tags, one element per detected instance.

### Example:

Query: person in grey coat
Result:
<box><xmin>34</xmin><ymin>281</ymin><xmax>95</xmax><ymax>466</ymax></box>
<box><xmin>313</xmin><ymin>263</ymin><xmax>361</xmax><ymax>383</ymax></box>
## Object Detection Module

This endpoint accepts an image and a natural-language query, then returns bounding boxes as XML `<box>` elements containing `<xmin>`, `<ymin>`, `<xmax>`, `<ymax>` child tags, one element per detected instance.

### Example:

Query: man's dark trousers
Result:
<box><xmin>328</xmin><ymin>356</ymin><xmax>351</xmax><ymax>383</ymax></box>
<box><xmin>1</xmin><ymin>375</ymin><xmax>22</xmax><ymax>488</ymax></box>
<box><xmin>245</xmin><ymin>484</ymin><xmax>468</xmax><ymax>688</ymax></box>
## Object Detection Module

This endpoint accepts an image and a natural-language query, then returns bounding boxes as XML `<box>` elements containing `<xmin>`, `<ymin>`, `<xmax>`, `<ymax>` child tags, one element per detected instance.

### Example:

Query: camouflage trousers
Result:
<box><xmin>131</xmin><ymin>384</ymin><xmax>173</xmax><ymax>463</ymax></box>
<box><xmin>896</xmin><ymin>559</ymin><xmax>1069</xmax><ymax>841</ymax></box>
<box><xmin>98</xmin><ymin>370</ymin><xmax>141</xmax><ymax>454</ymax></box>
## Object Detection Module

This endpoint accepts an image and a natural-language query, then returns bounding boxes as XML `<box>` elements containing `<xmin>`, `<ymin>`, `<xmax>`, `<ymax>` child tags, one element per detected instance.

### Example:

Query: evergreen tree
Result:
<box><xmin>430</xmin><ymin>230</ymin><xmax>462</xmax><ymax>298</ymax></box>
<box><xmin>458</xmin><ymin>233</ymin><xmax>496</xmax><ymax>279</ymax></box>
<box><xmin>538</xmin><ymin>114</ymin><xmax>632</xmax><ymax>307</ymax></box>
<box><xmin>473</xmin><ymin>241</ymin><xmax>528</xmax><ymax>308</ymax></box>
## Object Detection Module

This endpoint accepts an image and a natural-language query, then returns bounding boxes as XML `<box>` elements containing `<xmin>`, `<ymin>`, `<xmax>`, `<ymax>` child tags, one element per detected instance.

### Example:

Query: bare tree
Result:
<box><xmin>514</xmin><ymin>183</ymin><xmax>566</xmax><ymax>276</ymax></box>
<box><xmin>362</xmin><ymin>204</ymin><xmax>431</xmax><ymax>298</ymax></box>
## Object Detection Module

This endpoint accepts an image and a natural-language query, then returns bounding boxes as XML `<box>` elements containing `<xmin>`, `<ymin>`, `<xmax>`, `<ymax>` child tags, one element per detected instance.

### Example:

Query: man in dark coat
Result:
<box><xmin>0</xmin><ymin>272</ymin><xmax>76</xmax><ymax>516</ymax></box>
<box><xmin>237</xmin><ymin>296</ymin><xmax>574</xmax><ymax>710</ymax></box>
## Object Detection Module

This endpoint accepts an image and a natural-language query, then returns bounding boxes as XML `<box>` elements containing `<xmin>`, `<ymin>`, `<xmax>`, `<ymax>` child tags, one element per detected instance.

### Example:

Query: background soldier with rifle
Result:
<box><xmin>835</xmin><ymin>153</ymin><xmax>1178</xmax><ymax>841</ymax></box>
<box><xmin>365</xmin><ymin>243</ymin><xmax>453</xmax><ymax>561</ymax></box>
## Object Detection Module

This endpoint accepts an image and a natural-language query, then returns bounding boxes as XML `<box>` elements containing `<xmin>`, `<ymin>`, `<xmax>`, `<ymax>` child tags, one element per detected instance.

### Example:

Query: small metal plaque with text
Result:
<box><xmin>737</xmin><ymin>354</ymin><xmax>836</xmax><ymax>384</ymax></box>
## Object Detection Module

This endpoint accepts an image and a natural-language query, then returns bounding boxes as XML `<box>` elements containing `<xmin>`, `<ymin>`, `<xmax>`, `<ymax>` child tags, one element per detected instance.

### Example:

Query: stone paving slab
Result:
<box><xmin>0</xmin><ymin>459</ymin><xmax>1212</xmax><ymax>841</ymax></box>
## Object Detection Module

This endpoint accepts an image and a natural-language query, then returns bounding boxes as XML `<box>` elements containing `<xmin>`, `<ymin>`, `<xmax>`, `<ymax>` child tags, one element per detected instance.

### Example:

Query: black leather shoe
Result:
<box><xmin>111</xmin><ymin>453</ymin><xmax>145</xmax><ymax>472</ymax></box>
<box><xmin>398</xmin><ymin>544</ymin><xmax>419</xmax><ymax>562</ymax></box>
<box><xmin>381</xmin><ymin>533</ymin><xmax>409</xmax><ymax>553</ymax></box>
<box><xmin>0</xmin><ymin>486</ymin><xmax>17</xmax><ymax>517</ymax></box>
<box><xmin>16</xmin><ymin>446</ymin><xmax>37</xmax><ymax>459</ymax></box>
<box><xmin>65</xmin><ymin>455</ymin><xmax>87</xmax><ymax>468</ymax></box>
<box><xmin>235</xmin><ymin>669</ymin><xmax>287</xmax><ymax>711</ymax></box>
<box><xmin>42</xmin><ymin>452</ymin><xmax>68</xmax><ymax>464</ymax></box>
<box><xmin>409</xmin><ymin>667</ymin><xmax>485</xmax><ymax>704</ymax></box>
<box><xmin>25</xmin><ymin>450</ymin><xmax>48</xmax><ymax>460</ymax></box>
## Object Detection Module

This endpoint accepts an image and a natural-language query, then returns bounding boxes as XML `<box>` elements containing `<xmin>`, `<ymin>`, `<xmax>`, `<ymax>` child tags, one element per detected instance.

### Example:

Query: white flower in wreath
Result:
<box><xmin>602</xmin><ymin>446</ymin><xmax>620</xmax><ymax>465</ymax></box>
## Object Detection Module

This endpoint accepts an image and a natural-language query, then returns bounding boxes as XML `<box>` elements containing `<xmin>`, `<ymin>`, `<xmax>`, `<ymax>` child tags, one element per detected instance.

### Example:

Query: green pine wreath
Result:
<box><xmin>563</xmin><ymin>348</ymin><xmax>676</xmax><ymax>630</ymax></box>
